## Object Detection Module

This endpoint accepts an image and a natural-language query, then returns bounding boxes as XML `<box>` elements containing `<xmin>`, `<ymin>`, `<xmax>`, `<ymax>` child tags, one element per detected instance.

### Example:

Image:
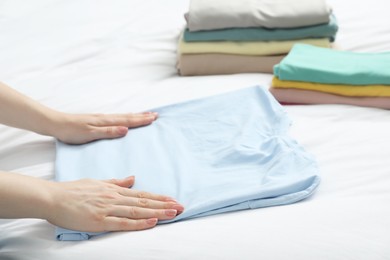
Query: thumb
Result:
<box><xmin>106</xmin><ymin>176</ymin><xmax>135</xmax><ymax>188</ymax></box>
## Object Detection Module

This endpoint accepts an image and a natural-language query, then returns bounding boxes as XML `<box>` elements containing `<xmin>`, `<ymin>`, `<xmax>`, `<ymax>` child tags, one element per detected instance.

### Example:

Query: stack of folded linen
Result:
<box><xmin>177</xmin><ymin>0</ymin><xmax>338</xmax><ymax>76</ymax></box>
<box><xmin>270</xmin><ymin>44</ymin><xmax>390</xmax><ymax>110</ymax></box>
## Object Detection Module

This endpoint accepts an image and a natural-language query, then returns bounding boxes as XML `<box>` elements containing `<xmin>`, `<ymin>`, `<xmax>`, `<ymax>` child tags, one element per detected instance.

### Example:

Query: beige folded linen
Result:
<box><xmin>178</xmin><ymin>36</ymin><xmax>330</xmax><ymax>56</ymax></box>
<box><xmin>269</xmin><ymin>87</ymin><xmax>390</xmax><ymax>110</ymax></box>
<box><xmin>177</xmin><ymin>54</ymin><xmax>285</xmax><ymax>76</ymax></box>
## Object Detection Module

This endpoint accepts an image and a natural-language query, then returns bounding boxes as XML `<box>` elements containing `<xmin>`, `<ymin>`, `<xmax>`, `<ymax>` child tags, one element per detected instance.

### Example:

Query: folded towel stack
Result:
<box><xmin>270</xmin><ymin>44</ymin><xmax>390</xmax><ymax>109</ymax></box>
<box><xmin>177</xmin><ymin>0</ymin><xmax>338</xmax><ymax>76</ymax></box>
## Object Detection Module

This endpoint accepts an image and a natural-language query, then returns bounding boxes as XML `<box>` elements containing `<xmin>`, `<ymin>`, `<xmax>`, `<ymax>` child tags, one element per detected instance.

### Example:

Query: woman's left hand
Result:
<box><xmin>52</xmin><ymin>112</ymin><xmax>158</xmax><ymax>144</ymax></box>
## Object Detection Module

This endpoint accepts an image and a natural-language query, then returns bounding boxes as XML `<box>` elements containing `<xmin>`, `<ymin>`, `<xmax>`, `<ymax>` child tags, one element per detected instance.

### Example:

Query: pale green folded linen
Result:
<box><xmin>274</xmin><ymin>44</ymin><xmax>390</xmax><ymax>85</ymax></box>
<box><xmin>178</xmin><ymin>37</ymin><xmax>330</xmax><ymax>56</ymax></box>
<box><xmin>184</xmin><ymin>14</ymin><xmax>338</xmax><ymax>42</ymax></box>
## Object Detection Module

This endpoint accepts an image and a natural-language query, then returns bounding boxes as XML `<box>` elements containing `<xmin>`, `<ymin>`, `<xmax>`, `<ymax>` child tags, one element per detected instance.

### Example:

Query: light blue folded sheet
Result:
<box><xmin>183</xmin><ymin>14</ymin><xmax>338</xmax><ymax>42</ymax></box>
<box><xmin>55</xmin><ymin>86</ymin><xmax>320</xmax><ymax>241</ymax></box>
<box><xmin>274</xmin><ymin>44</ymin><xmax>390</xmax><ymax>85</ymax></box>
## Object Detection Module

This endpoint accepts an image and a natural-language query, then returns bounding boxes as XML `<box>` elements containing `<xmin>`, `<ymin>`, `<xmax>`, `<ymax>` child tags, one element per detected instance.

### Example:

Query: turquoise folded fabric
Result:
<box><xmin>184</xmin><ymin>14</ymin><xmax>338</xmax><ymax>42</ymax></box>
<box><xmin>55</xmin><ymin>86</ymin><xmax>320</xmax><ymax>241</ymax></box>
<box><xmin>274</xmin><ymin>44</ymin><xmax>390</xmax><ymax>85</ymax></box>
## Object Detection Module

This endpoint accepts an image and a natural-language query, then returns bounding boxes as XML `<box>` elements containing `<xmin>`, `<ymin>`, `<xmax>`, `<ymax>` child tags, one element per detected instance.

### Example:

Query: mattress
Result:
<box><xmin>0</xmin><ymin>0</ymin><xmax>389</xmax><ymax>259</ymax></box>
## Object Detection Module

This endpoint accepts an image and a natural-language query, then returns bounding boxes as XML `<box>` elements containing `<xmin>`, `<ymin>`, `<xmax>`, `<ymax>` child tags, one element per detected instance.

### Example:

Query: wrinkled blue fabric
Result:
<box><xmin>55</xmin><ymin>86</ymin><xmax>320</xmax><ymax>241</ymax></box>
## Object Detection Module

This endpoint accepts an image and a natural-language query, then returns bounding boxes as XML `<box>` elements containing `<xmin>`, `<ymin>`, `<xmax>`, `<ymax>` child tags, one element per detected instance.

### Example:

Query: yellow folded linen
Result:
<box><xmin>272</xmin><ymin>76</ymin><xmax>390</xmax><ymax>97</ymax></box>
<box><xmin>178</xmin><ymin>36</ymin><xmax>330</xmax><ymax>56</ymax></box>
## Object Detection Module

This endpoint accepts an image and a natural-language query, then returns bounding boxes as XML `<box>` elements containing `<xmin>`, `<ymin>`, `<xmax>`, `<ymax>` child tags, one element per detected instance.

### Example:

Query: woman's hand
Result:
<box><xmin>0</xmin><ymin>81</ymin><xmax>158</xmax><ymax>144</ymax></box>
<box><xmin>0</xmin><ymin>172</ymin><xmax>184</xmax><ymax>232</ymax></box>
<box><xmin>51</xmin><ymin>112</ymin><xmax>158</xmax><ymax>144</ymax></box>
<box><xmin>47</xmin><ymin>176</ymin><xmax>183</xmax><ymax>232</ymax></box>
<box><xmin>0</xmin><ymin>82</ymin><xmax>181</xmax><ymax>232</ymax></box>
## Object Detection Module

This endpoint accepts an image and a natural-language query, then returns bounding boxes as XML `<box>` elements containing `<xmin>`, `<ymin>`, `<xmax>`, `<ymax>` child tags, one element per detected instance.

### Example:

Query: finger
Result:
<box><xmin>118</xmin><ymin>196</ymin><xmax>185</xmax><ymax>214</ymax></box>
<box><xmin>105</xmin><ymin>176</ymin><xmax>135</xmax><ymax>188</ymax></box>
<box><xmin>95</xmin><ymin>113</ymin><xmax>158</xmax><ymax>128</ymax></box>
<box><xmin>121</xmin><ymin>113</ymin><xmax>158</xmax><ymax>128</ymax></box>
<box><xmin>90</xmin><ymin>125</ymin><xmax>129</xmax><ymax>140</ymax></box>
<box><xmin>107</xmin><ymin>206</ymin><xmax>178</xmax><ymax>220</ymax></box>
<box><xmin>140</xmin><ymin>111</ymin><xmax>159</xmax><ymax>118</ymax></box>
<box><xmin>102</xmin><ymin>112</ymin><xmax>156</xmax><ymax>118</ymax></box>
<box><xmin>101</xmin><ymin>179</ymin><xmax>184</xmax><ymax>213</ymax></box>
<box><xmin>118</xmin><ymin>188</ymin><xmax>179</xmax><ymax>204</ymax></box>
<box><xmin>103</xmin><ymin>217</ymin><xmax>158</xmax><ymax>232</ymax></box>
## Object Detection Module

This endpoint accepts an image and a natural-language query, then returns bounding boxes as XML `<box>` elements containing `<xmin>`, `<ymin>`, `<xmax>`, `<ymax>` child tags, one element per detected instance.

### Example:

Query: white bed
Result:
<box><xmin>1</xmin><ymin>0</ymin><xmax>390</xmax><ymax>259</ymax></box>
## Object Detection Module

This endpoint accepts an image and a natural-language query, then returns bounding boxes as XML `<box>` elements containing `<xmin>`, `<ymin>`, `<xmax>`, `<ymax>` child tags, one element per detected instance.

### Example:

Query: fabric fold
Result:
<box><xmin>187</xmin><ymin>0</ymin><xmax>331</xmax><ymax>31</ymax></box>
<box><xmin>55</xmin><ymin>86</ymin><xmax>320</xmax><ymax>241</ymax></box>
<box><xmin>178</xmin><ymin>37</ymin><xmax>330</xmax><ymax>56</ymax></box>
<box><xmin>177</xmin><ymin>54</ymin><xmax>285</xmax><ymax>76</ymax></box>
<box><xmin>272</xmin><ymin>77</ymin><xmax>390</xmax><ymax>97</ymax></box>
<box><xmin>269</xmin><ymin>87</ymin><xmax>390</xmax><ymax>110</ymax></box>
<box><xmin>183</xmin><ymin>14</ymin><xmax>338</xmax><ymax>42</ymax></box>
<box><xmin>274</xmin><ymin>44</ymin><xmax>390</xmax><ymax>85</ymax></box>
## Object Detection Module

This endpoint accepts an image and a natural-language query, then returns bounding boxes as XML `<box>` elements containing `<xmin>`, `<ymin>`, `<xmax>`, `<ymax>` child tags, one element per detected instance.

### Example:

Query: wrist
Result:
<box><xmin>40</xmin><ymin>181</ymin><xmax>64</xmax><ymax>225</ymax></box>
<box><xmin>0</xmin><ymin>172</ymin><xmax>56</xmax><ymax>220</ymax></box>
<box><xmin>34</xmin><ymin>180</ymin><xmax>58</xmax><ymax>221</ymax></box>
<box><xmin>41</xmin><ymin>110</ymin><xmax>68</xmax><ymax>140</ymax></box>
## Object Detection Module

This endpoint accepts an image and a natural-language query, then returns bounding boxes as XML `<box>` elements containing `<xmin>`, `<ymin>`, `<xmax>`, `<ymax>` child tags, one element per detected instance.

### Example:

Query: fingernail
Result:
<box><xmin>171</xmin><ymin>204</ymin><xmax>184</xmax><ymax>213</ymax></box>
<box><xmin>124</xmin><ymin>176</ymin><xmax>134</xmax><ymax>187</ymax></box>
<box><xmin>164</xmin><ymin>197</ymin><xmax>178</xmax><ymax>203</ymax></box>
<box><xmin>125</xmin><ymin>176</ymin><xmax>134</xmax><ymax>181</ymax></box>
<box><xmin>148</xmin><ymin>113</ymin><xmax>158</xmax><ymax>120</ymax></box>
<box><xmin>144</xmin><ymin>111</ymin><xmax>155</xmax><ymax>116</ymax></box>
<box><xmin>146</xmin><ymin>218</ymin><xmax>158</xmax><ymax>225</ymax></box>
<box><xmin>165</xmin><ymin>209</ymin><xmax>177</xmax><ymax>217</ymax></box>
<box><xmin>117</xmin><ymin>127</ymin><xmax>128</xmax><ymax>135</ymax></box>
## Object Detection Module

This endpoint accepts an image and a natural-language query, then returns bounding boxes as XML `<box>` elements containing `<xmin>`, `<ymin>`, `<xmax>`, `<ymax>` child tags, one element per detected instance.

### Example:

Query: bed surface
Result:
<box><xmin>0</xmin><ymin>0</ymin><xmax>389</xmax><ymax>259</ymax></box>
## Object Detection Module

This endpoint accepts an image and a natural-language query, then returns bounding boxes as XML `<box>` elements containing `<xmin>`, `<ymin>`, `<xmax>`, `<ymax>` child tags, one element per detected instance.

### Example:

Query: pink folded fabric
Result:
<box><xmin>177</xmin><ymin>54</ymin><xmax>285</xmax><ymax>76</ymax></box>
<box><xmin>269</xmin><ymin>87</ymin><xmax>390</xmax><ymax>110</ymax></box>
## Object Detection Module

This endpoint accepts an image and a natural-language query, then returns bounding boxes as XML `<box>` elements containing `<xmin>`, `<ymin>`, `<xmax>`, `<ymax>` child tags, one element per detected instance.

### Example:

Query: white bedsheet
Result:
<box><xmin>0</xmin><ymin>0</ymin><xmax>389</xmax><ymax>259</ymax></box>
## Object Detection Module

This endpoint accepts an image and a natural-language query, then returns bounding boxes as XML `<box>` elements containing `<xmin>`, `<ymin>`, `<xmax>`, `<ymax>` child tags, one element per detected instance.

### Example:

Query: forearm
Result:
<box><xmin>0</xmin><ymin>172</ymin><xmax>184</xmax><ymax>232</ymax></box>
<box><xmin>0</xmin><ymin>171</ymin><xmax>53</xmax><ymax>219</ymax></box>
<box><xmin>0</xmin><ymin>81</ymin><xmax>59</xmax><ymax>137</ymax></box>
<box><xmin>0</xmin><ymin>81</ymin><xmax>159</xmax><ymax>144</ymax></box>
